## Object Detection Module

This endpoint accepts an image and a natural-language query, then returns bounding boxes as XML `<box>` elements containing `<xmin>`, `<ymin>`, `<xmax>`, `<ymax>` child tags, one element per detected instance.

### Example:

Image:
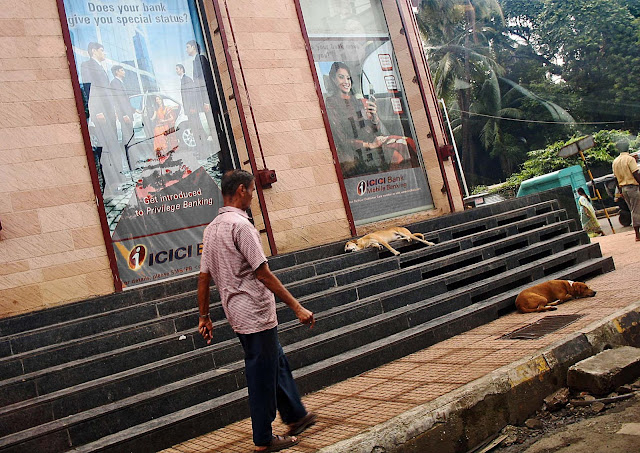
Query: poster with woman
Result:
<box><xmin>61</xmin><ymin>0</ymin><xmax>233</xmax><ymax>287</ymax></box>
<box><xmin>299</xmin><ymin>0</ymin><xmax>434</xmax><ymax>225</ymax></box>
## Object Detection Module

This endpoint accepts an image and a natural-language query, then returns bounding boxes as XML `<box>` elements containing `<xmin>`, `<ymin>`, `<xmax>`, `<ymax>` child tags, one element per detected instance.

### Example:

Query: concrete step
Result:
<box><xmin>0</xmin><ymin>189</ymin><xmax>603</xmax><ymax>452</ymax></box>
<box><xmin>62</xmin><ymin>258</ymin><xmax>615</xmax><ymax>453</ymax></box>
<box><xmin>0</xmin><ymin>217</ymin><xmax>580</xmax><ymax>407</ymax></box>
<box><xmin>0</xmin><ymin>205</ymin><xmax>567</xmax><ymax>382</ymax></box>
<box><xmin>568</xmin><ymin>346</ymin><xmax>640</xmax><ymax>395</ymax></box>
<box><xmin>0</xmin><ymin>243</ymin><xmax>610</xmax><ymax>445</ymax></box>
<box><xmin>0</xmin><ymin>199</ymin><xmax>559</xmax><ymax>341</ymax></box>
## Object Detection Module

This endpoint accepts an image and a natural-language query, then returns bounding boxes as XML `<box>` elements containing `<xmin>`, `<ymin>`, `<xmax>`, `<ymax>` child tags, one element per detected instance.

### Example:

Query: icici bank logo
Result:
<box><xmin>128</xmin><ymin>245</ymin><xmax>147</xmax><ymax>271</ymax></box>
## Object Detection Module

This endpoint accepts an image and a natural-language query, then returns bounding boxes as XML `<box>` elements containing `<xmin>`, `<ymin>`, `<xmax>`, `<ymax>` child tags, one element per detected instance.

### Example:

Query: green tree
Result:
<box><xmin>536</xmin><ymin>0</ymin><xmax>640</xmax><ymax>128</ymax></box>
<box><xmin>418</xmin><ymin>0</ymin><xmax>505</xmax><ymax>184</ymax></box>
<box><xmin>418</xmin><ymin>0</ymin><xmax>576</xmax><ymax>184</ymax></box>
<box><xmin>499</xmin><ymin>130</ymin><xmax>638</xmax><ymax>193</ymax></box>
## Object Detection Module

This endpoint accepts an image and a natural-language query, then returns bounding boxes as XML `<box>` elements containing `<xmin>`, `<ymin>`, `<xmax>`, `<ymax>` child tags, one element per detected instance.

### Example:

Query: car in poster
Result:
<box><xmin>128</xmin><ymin>92</ymin><xmax>209</xmax><ymax>150</ymax></box>
<box><xmin>88</xmin><ymin>92</ymin><xmax>209</xmax><ymax>155</ymax></box>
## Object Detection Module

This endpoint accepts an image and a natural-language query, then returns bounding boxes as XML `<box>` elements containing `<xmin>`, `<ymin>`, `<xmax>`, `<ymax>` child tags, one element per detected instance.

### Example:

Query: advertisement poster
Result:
<box><xmin>62</xmin><ymin>0</ymin><xmax>231</xmax><ymax>287</ymax></box>
<box><xmin>301</xmin><ymin>0</ymin><xmax>434</xmax><ymax>225</ymax></box>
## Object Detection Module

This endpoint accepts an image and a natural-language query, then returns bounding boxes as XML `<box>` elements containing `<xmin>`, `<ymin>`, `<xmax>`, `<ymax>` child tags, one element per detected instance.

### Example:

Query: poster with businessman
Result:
<box><xmin>62</xmin><ymin>0</ymin><xmax>229</xmax><ymax>287</ymax></box>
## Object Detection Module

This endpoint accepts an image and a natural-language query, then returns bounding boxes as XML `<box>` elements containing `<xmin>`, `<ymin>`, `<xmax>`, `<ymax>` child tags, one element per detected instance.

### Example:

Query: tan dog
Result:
<box><xmin>515</xmin><ymin>280</ymin><xmax>596</xmax><ymax>313</ymax></box>
<box><xmin>344</xmin><ymin>227</ymin><xmax>435</xmax><ymax>256</ymax></box>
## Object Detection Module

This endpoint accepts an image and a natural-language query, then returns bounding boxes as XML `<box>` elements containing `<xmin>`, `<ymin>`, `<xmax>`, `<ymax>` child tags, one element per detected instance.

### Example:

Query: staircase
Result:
<box><xmin>0</xmin><ymin>188</ymin><xmax>614</xmax><ymax>452</ymax></box>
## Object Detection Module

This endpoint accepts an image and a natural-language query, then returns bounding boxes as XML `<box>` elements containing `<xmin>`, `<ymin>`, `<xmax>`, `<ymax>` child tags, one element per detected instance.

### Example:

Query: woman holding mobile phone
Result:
<box><xmin>324</xmin><ymin>61</ymin><xmax>388</xmax><ymax>177</ymax></box>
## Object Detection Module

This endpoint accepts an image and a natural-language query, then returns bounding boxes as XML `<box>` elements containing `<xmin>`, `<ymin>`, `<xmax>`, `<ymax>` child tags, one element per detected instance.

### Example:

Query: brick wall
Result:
<box><xmin>0</xmin><ymin>0</ymin><xmax>114</xmax><ymax>318</ymax></box>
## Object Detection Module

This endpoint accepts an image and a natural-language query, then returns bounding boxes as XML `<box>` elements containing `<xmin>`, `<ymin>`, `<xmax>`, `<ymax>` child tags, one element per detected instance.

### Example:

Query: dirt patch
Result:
<box><xmin>480</xmin><ymin>380</ymin><xmax>640</xmax><ymax>453</ymax></box>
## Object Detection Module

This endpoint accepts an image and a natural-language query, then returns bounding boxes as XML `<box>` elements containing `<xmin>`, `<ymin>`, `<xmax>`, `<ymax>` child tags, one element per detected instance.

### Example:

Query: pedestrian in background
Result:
<box><xmin>612</xmin><ymin>140</ymin><xmax>640</xmax><ymax>242</ymax></box>
<box><xmin>577</xmin><ymin>187</ymin><xmax>604</xmax><ymax>237</ymax></box>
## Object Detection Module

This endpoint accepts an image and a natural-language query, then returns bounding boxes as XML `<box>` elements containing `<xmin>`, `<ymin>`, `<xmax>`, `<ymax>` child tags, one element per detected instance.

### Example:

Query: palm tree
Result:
<box><xmin>418</xmin><ymin>0</ymin><xmax>574</xmax><ymax>182</ymax></box>
<box><xmin>417</xmin><ymin>0</ymin><xmax>504</xmax><ymax>183</ymax></box>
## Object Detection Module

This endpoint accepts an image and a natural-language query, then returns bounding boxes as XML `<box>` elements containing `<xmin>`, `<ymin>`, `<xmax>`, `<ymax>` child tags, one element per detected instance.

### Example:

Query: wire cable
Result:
<box><xmin>449</xmin><ymin>108</ymin><xmax>625</xmax><ymax>125</ymax></box>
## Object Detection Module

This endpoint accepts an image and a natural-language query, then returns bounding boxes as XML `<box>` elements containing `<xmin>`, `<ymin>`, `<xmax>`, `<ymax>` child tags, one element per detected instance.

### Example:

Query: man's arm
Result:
<box><xmin>633</xmin><ymin>170</ymin><xmax>640</xmax><ymax>185</ymax></box>
<box><xmin>197</xmin><ymin>272</ymin><xmax>214</xmax><ymax>343</ymax></box>
<box><xmin>255</xmin><ymin>262</ymin><xmax>315</xmax><ymax>328</ymax></box>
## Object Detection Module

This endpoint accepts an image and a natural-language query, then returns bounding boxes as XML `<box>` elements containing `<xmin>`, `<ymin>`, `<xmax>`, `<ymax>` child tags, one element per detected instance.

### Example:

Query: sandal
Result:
<box><xmin>287</xmin><ymin>412</ymin><xmax>317</xmax><ymax>436</ymax></box>
<box><xmin>254</xmin><ymin>434</ymin><xmax>299</xmax><ymax>452</ymax></box>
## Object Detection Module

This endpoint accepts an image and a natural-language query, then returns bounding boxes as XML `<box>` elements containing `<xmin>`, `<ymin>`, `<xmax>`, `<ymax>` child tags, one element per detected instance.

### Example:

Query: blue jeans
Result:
<box><xmin>237</xmin><ymin>327</ymin><xmax>307</xmax><ymax>446</ymax></box>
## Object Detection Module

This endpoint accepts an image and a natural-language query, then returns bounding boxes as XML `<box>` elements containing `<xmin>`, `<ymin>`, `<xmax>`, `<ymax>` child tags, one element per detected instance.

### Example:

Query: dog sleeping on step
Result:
<box><xmin>515</xmin><ymin>280</ymin><xmax>596</xmax><ymax>313</ymax></box>
<box><xmin>344</xmin><ymin>227</ymin><xmax>435</xmax><ymax>256</ymax></box>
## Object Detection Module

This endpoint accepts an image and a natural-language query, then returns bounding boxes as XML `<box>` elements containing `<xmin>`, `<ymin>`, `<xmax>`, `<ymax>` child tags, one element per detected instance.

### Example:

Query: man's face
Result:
<box><xmin>176</xmin><ymin>66</ymin><xmax>183</xmax><ymax>76</ymax></box>
<box><xmin>186</xmin><ymin>43</ymin><xmax>196</xmax><ymax>56</ymax></box>
<box><xmin>93</xmin><ymin>46</ymin><xmax>106</xmax><ymax>62</ymax></box>
<box><xmin>116</xmin><ymin>68</ymin><xmax>125</xmax><ymax>78</ymax></box>
<box><xmin>240</xmin><ymin>180</ymin><xmax>255</xmax><ymax>210</ymax></box>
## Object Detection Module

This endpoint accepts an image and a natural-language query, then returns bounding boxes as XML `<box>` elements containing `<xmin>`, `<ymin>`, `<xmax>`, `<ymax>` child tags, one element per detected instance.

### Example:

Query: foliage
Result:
<box><xmin>534</xmin><ymin>0</ymin><xmax>640</xmax><ymax>128</ymax></box>
<box><xmin>487</xmin><ymin>130</ymin><xmax>638</xmax><ymax>194</ymax></box>
<box><xmin>419</xmin><ymin>0</ymin><xmax>507</xmax><ymax>184</ymax></box>
<box><xmin>418</xmin><ymin>0</ymin><xmax>640</xmax><ymax>186</ymax></box>
<box><xmin>471</xmin><ymin>185</ymin><xmax>489</xmax><ymax>195</ymax></box>
<box><xmin>418</xmin><ymin>0</ymin><xmax>578</xmax><ymax>184</ymax></box>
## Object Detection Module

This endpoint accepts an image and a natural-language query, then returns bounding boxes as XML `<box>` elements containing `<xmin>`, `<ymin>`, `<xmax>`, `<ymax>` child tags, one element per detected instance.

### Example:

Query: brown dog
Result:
<box><xmin>515</xmin><ymin>280</ymin><xmax>596</xmax><ymax>313</ymax></box>
<box><xmin>344</xmin><ymin>227</ymin><xmax>434</xmax><ymax>256</ymax></box>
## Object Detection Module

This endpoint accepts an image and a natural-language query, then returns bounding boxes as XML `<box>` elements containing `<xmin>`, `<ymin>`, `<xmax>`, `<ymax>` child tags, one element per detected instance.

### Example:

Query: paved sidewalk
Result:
<box><xmin>162</xmin><ymin>227</ymin><xmax>639</xmax><ymax>453</ymax></box>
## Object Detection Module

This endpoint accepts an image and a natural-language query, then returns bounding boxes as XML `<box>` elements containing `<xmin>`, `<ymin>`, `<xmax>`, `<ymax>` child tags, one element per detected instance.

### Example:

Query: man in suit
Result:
<box><xmin>186</xmin><ymin>40</ymin><xmax>230</xmax><ymax>171</ymax></box>
<box><xmin>176</xmin><ymin>63</ymin><xmax>202</xmax><ymax>156</ymax></box>
<box><xmin>80</xmin><ymin>42</ymin><xmax>127</xmax><ymax>196</ymax></box>
<box><xmin>110</xmin><ymin>65</ymin><xmax>135</xmax><ymax>169</ymax></box>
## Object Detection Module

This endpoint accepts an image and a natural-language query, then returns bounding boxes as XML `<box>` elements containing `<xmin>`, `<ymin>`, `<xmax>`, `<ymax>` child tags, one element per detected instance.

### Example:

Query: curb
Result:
<box><xmin>316</xmin><ymin>301</ymin><xmax>640</xmax><ymax>453</ymax></box>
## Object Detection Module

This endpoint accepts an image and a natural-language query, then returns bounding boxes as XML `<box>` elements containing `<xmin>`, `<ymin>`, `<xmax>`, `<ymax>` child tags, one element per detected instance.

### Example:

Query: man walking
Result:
<box><xmin>197</xmin><ymin>170</ymin><xmax>317</xmax><ymax>452</ymax></box>
<box><xmin>612</xmin><ymin>140</ymin><xmax>640</xmax><ymax>242</ymax></box>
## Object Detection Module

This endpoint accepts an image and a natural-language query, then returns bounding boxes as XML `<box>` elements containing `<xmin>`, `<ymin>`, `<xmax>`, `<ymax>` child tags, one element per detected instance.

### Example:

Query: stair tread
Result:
<box><xmin>0</xmin><ymin>194</ymin><xmax>607</xmax><ymax>453</ymax></box>
<box><xmin>0</xmin><ymin>201</ymin><xmax>561</xmax><ymax>344</ymax></box>
<box><xmin>0</xmin><ymin>250</ymin><xmax>610</xmax><ymax>442</ymax></box>
<box><xmin>60</xmin><ymin>256</ymin><xmax>611</xmax><ymax>453</ymax></box>
<box><xmin>0</xmin><ymin>210</ymin><xmax>570</xmax><ymax>369</ymax></box>
<box><xmin>0</xmin><ymin>224</ymin><xmax>583</xmax><ymax>393</ymax></box>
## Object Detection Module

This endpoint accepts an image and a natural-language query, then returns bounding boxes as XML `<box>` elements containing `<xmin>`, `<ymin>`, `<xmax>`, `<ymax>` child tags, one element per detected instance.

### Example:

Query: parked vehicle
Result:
<box><xmin>129</xmin><ymin>92</ymin><xmax>208</xmax><ymax>150</ymax></box>
<box><xmin>516</xmin><ymin>165</ymin><xmax>589</xmax><ymax>211</ymax></box>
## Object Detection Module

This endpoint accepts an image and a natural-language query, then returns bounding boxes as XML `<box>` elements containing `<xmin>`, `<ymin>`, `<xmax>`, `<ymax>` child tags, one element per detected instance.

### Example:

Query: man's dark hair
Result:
<box><xmin>221</xmin><ymin>170</ymin><xmax>254</xmax><ymax>197</ymax></box>
<box><xmin>577</xmin><ymin>187</ymin><xmax>587</xmax><ymax>196</ymax></box>
<box><xmin>616</xmin><ymin>139</ymin><xmax>630</xmax><ymax>153</ymax></box>
<box><xmin>111</xmin><ymin>65</ymin><xmax>123</xmax><ymax>76</ymax></box>
<box><xmin>176</xmin><ymin>63</ymin><xmax>185</xmax><ymax>73</ymax></box>
<box><xmin>87</xmin><ymin>42</ymin><xmax>103</xmax><ymax>56</ymax></box>
<box><xmin>187</xmin><ymin>40</ymin><xmax>201</xmax><ymax>53</ymax></box>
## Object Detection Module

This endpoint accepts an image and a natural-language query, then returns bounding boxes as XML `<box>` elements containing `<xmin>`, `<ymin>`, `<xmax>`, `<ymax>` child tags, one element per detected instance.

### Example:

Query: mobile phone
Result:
<box><xmin>366</xmin><ymin>84</ymin><xmax>375</xmax><ymax>103</ymax></box>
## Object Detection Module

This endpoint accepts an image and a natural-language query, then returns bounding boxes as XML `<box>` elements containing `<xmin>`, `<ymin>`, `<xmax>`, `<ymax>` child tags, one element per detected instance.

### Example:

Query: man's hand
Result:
<box><xmin>197</xmin><ymin>272</ymin><xmax>212</xmax><ymax>343</ymax></box>
<box><xmin>198</xmin><ymin>315</ymin><xmax>213</xmax><ymax>344</ymax></box>
<box><xmin>296</xmin><ymin>307</ymin><xmax>315</xmax><ymax>329</ymax></box>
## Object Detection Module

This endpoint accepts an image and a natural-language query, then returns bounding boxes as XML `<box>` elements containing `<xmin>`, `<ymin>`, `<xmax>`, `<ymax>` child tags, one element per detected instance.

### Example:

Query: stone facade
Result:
<box><xmin>0</xmin><ymin>0</ymin><xmax>463</xmax><ymax>318</ymax></box>
<box><xmin>0</xmin><ymin>0</ymin><xmax>114</xmax><ymax>317</ymax></box>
